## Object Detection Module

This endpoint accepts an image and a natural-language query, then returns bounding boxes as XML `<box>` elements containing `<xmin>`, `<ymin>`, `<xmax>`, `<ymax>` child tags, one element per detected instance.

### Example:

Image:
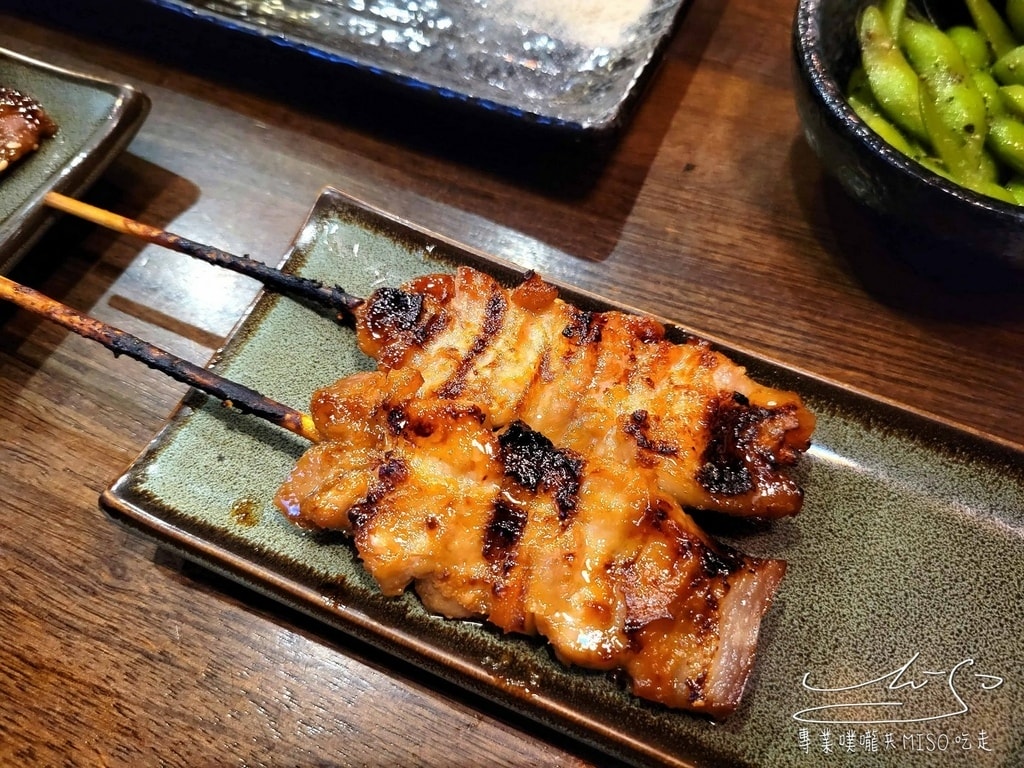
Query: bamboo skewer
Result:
<box><xmin>0</xmin><ymin>275</ymin><xmax>320</xmax><ymax>443</ymax></box>
<box><xmin>44</xmin><ymin>192</ymin><xmax>364</xmax><ymax>317</ymax></box>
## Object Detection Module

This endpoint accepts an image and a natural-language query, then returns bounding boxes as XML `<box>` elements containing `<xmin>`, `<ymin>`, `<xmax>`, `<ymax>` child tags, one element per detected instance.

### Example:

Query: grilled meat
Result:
<box><xmin>0</xmin><ymin>87</ymin><xmax>57</xmax><ymax>175</ymax></box>
<box><xmin>355</xmin><ymin>267</ymin><xmax>815</xmax><ymax>519</ymax></box>
<box><xmin>276</xmin><ymin>368</ymin><xmax>787</xmax><ymax>717</ymax></box>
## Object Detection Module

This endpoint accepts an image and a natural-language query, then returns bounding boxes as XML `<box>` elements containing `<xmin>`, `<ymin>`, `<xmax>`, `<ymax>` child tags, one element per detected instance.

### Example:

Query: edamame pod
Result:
<box><xmin>924</xmin><ymin>90</ymin><xmax>1010</xmax><ymax>199</ymax></box>
<box><xmin>1006</xmin><ymin>174</ymin><xmax>1024</xmax><ymax>203</ymax></box>
<box><xmin>965</xmin><ymin>0</ymin><xmax>1018</xmax><ymax>59</ymax></box>
<box><xmin>858</xmin><ymin>6</ymin><xmax>928</xmax><ymax>142</ymax></box>
<box><xmin>947</xmin><ymin>25</ymin><xmax>993</xmax><ymax>70</ymax></box>
<box><xmin>967</xmin><ymin>178</ymin><xmax>1018</xmax><ymax>203</ymax></box>
<box><xmin>901</xmin><ymin>19</ymin><xmax>989</xmax><ymax>182</ymax></box>
<box><xmin>973</xmin><ymin>70</ymin><xmax>1008</xmax><ymax>119</ymax></box>
<box><xmin>999</xmin><ymin>84</ymin><xmax>1024</xmax><ymax>117</ymax></box>
<box><xmin>848</xmin><ymin>66</ymin><xmax>927</xmax><ymax>159</ymax></box>
<box><xmin>987</xmin><ymin>114</ymin><xmax>1024</xmax><ymax>175</ymax></box>
<box><xmin>1006</xmin><ymin>0</ymin><xmax>1024</xmax><ymax>43</ymax></box>
<box><xmin>918</xmin><ymin>156</ymin><xmax>953</xmax><ymax>180</ymax></box>
<box><xmin>849</xmin><ymin>93</ymin><xmax>921</xmax><ymax>157</ymax></box>
<box><xmin>992</xmin><ymin>45</ymin><xmax>1024</xmax><ymax>85</ymax></box>
<box><xmin>880</xmin><ymin>0</ymin><xmax>907</xmax><ymax>38</ymax></box>
<box><xmin>978</xmin><ymin>147</ymin><xmax>1001</xmax><ymax>182</ymax></box>
<box><xmin>846</xmin><ymin>65</ymin><xmax>875</xmax><ymax>105</ymax></box>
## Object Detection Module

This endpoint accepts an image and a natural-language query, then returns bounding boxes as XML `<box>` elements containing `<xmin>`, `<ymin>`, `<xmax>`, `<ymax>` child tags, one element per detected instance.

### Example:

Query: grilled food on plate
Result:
<box><xmin>355</xmin><ymin>267</ymin><xmax>815</xmax><ymax>519</ymax></box>
<box><xmin>0</xmin><ymin>86</ymin><xmax>57</xmax><ymax>175</ymax></box>
<box><xmin>273</xmin><ymin>267</ymin><xmax>815</xmax><ymax>715</ymax></box>
<box><xmin>276</xmin><ymin>368</ymin><xmax>789</xmax><ymax>718</ymax></box>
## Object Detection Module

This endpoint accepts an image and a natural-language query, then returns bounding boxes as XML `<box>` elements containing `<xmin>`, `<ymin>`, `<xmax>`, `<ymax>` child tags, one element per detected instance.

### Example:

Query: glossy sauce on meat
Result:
<box><xmin>356</xmin><ymin>267</ymin><xmax>815</xmax><ymax>519</ymax></box>
<box><xmin>275</xmin><ymin>369</ymin><xmax>788</xmax><ymax>717</ymax></box>
<box><xmin>0</xmin><ymin>87</ymin><xmax>57</xmax><ymax>175</ymax></box>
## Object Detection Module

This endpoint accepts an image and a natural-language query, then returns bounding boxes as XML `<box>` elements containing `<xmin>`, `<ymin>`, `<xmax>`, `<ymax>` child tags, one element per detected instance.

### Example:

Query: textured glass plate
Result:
<box><xmin>144</xmin><ymin>0</ymin><xmax>689</xmax><ymax>133</ymax></box>
<box><xmin>102</xmin><ymin>188</ymin><xmax>1024</xmax><ymax>767</ymax></box>
<box><xmin>0</xmin><ymin>47</ymin><xmax>150</xmax><ymax>273</ymax></box>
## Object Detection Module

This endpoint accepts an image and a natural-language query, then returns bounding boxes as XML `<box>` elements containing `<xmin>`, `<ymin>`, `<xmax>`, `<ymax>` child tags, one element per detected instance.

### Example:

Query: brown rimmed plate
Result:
<box><xmin>101</xmin><ymin>187</ymin><xmax>1024</xmax><ymax>767</ymax></box>
<box><xmin>0</xmin><ymin>47</ymin><xmax>150</xmax><ymax>273</ymax></box>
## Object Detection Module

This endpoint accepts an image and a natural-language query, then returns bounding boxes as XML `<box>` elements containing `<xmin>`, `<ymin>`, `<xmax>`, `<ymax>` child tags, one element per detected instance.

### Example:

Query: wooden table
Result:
<box><xmin>1</xmin><ymin>1</ymin><xmax>1022</xmax><ymax>765</ymax></box>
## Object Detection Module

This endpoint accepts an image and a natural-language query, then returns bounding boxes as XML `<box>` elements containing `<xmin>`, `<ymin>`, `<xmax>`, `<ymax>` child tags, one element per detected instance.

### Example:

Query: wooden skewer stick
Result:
<box><xmin>0</xmin><ymin>275</ymin><xmax>320</xmax><ymax>443</ymax></box>
<box><xmin>44</xmin><ymin>192</ymin><xmax>364</xmax><ymax>317</ymax></box>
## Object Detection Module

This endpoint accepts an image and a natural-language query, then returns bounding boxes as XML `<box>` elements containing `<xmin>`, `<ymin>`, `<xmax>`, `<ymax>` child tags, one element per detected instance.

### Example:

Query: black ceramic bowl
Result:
<box><xmin>792</xmin><ymin>0</ymin><xmax>1024</xmax><ymax>273</ymax></box>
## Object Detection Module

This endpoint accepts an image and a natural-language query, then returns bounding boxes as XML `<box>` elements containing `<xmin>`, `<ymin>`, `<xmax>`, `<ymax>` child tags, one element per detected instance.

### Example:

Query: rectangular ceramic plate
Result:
<box><xmin>102</xmin><ymin>188</ymin><xmax>1024</xmax><ymax>768</ymax></box>
<box><xmin>0</xmin><ymin>48</ymin><xmax>150</xmax><ymax>274</ymax></box>
<box><xmin>141</xmin><ymin>0</ymin><xmax>689</xmax><ymax>134</ymax></box>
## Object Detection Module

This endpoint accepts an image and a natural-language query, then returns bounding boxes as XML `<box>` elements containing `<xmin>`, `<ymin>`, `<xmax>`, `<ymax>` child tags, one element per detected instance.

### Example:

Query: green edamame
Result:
<box><xmin>880</xmin><ymin>0</ymin><xmax>907</xmax><ymax>38</ymax></box>
<box><xmin>901</xmin><ymin>18</ymin><xmax>989</xmax><ymax>183</ymax></box>
<box><xmin>1006</xmin><ymin>174</ymin><xmax>1024</xmax><ymax>203</ymax></box>
<box><xmin>846</xmin><ymin>0</ymin><xmax>1024</xmax><ymax>205</ymax></box>
<box><xmin>947</xmin><ymin>25</ymin><xmax>993</xmax><ymax>70</ymax></box>
<box><xmin>858</xmin><ymin>6</ymin><xmax>928</xmax><ymax>142</ymax></box>
<box><xmin>993</xmin><ymin>46</ymin><xmax>1024</xmax><ymax>85</ymax></box>
<box><xmin>1006</xmin><ymin>0</ymin><xmax>1024</xmax><ymax>42</ymax></box>
<box><xmin>999</xmin><ymin>84</ymin><xmax>1024</xmax><ymax>117</ymax></box>
<box><xmin>973</xmin><ymin>70</ymin><xmax>1008</xmax><ymax>119</ymax></box>
<box><xmin>965</xmin><ymin>0</ymin><xmax>1018</xmax><ymax>59</ymax></box>
<box><xmin>850</xmin><ymin>93</ymin><xmax>921</xmax><ymax>157</ymax></box>
<box><xmin>988</xmin><ymin>114</ymin><xmax>1024</xmax><ymax>175</ymax></box>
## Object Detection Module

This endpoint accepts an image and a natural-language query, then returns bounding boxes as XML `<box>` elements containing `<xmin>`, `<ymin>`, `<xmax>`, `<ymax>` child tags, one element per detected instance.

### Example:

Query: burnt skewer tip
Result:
<box><xmin>0</xmin><ymin>275</ymin><xmax>320</xmax><ymax>443</ymax></box>
<box><xmin>43</xmin><ymin>192</ymin><xmax>365</xmax><ymax>317</ymax></box>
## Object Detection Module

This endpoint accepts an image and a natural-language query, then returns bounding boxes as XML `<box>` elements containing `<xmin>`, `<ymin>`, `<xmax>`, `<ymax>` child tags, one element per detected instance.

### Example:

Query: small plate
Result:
<box><xmin>0</xmin><ymin>47</ymin><xmax>150</xmax><ymax>273</ymax></box>
<box><xmin>102</xmin><ymin>188</ymin><xmax>1024</xmax><ymax>767</ymax></box>
<box><xmin>142</xmin><ymin>0</ymin><xmax>689</xmax><ymax>135</ymax></box>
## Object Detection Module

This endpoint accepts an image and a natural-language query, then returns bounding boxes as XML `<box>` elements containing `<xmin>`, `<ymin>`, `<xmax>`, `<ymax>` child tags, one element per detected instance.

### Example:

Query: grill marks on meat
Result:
<box><xmin>275</xmin><ymin>368</ymin><xmax>787</xmax><ymax>717</ymax></box>
<box><xmin>0</xmin><ymin>87</ymin><xmax>57</xmax><ymax>175</ymax></box>
<box><xmin>356</xmin><ymin>267</ymin><xmax>815</xmax><ymax>519</ymax></box>
<box><xmin>498</xmin><ymin>420</ymin><xmax>582</xmax><ymax>520</ymax></box>
<box><xmin>436</xmin><ymin>286</ymin><xmax>507</xmax><ymax>399</ymax></box>
<box><xmin>277</xmin><ymin>267</ymin><xmax>817</xmax><ymax>715</ymax></box>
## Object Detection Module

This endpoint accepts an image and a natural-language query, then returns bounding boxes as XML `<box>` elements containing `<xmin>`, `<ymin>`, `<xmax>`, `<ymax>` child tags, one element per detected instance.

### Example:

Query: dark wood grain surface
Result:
<box><xmin>1</xmin><ymin>1</ymin><xmax>1022</xmax><ymax>765</ymax></box>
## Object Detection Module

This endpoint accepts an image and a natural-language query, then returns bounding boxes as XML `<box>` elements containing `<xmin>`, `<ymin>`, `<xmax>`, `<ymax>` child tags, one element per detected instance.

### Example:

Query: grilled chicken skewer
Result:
<box><xmin>355</xmin><ymin>267</ymin><xmax>815</xmax><ymax>519</ymax></box>
<box><xmin>38</xmin><ymin>192</ymin><xmax>816</xmax><ymax>518</ymax></box>
<box><xmin>43</xmin><ymin>192</ymin><xmax>363</xmax><ymax>317</ymax></box>
<box><xmin>0</xmin><ymin>275</ymin><xmax>319</xmax><ymax>442</ymax></box>
<box><xmin>276</xmin><ymin>368</ymin><xmax>787</xmax><ymax>717</ymax></box>
<box><xmin>6</xmin><ymin>195</ymin><xmax>813</xmax><ymax>714</ymax></box>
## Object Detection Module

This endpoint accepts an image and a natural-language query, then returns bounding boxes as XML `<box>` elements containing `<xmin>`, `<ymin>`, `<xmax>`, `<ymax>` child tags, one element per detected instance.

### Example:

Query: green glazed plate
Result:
<box><xmin>102</xmin><ymin>188</ymin><xmax>1024</xmax><ymax>768</ymax></box>
<box><xmin>0</xmin><ymin>47</ymin><xmax>150</xmax><ymax>273</ymax></box>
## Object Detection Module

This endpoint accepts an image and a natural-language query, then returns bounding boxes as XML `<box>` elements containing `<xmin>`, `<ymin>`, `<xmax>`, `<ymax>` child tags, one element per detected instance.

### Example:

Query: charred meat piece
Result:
<box><xmin>0</xmin><ymin>87</ymin><xmax>57</xmax><ymax>175</ymax></box>
<box><xmin>355</xmin><ymin>267</ymin><xmax>815</xmax><ymax>519</ymax></box>
<box><xmin>276</xmin><ymin>369</ymin><xmax>786</xmax><ymax>717</ymax></box>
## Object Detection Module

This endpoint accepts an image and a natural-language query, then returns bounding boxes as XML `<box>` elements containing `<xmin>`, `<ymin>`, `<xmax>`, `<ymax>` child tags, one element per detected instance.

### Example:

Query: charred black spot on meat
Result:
<box><xmin>386</xmin><ymin>406</ymin><xmax>409</xmax><ymax>436</ymax></box>
<box><xmin>347</xmin><ymin>504</ymin><xmax>374</xmax><ymax>531</ymax></box>
<box><xmin>483</xmin><ymin>497</ymin><xmax>528</xmax><ymax>574</ymax></box>
<box><xmin>436</xmin><ymin>288</ymin><xmax>507</xmax><ymax>399</ymax></box>
<box><xmin>686</xmin><ymin>671</ymin><xmax>708</xmax><ymax>704</ymax></box>
<box><xmin>377</xmin><ymin>456</ymin><xmax>408</xmax><ymax>487</ymax></box>
<box><xmin>363</xmin><ymin>287</ymin><xmax>424</xmax><ymax>340</ymax></box>
<box><xmin>420</xmin><ymin>307</ymin><xmax>451</xmax><ymax>348</ymax></box>
<box><xmin>700</xmin><ymin>542</ymin><xmax>743</xmax><ymax>578</ymax></box>
<box><xmin>498</xmin><ymin>421</ymin><xmax>583</xmax><ymax>519</ymax></box>
<box><xmin>642</xmin><ymin>500</ymin><xmax>670</xmax><ymax>530</ymax></box>
<box><xmin>393</xmin><ymin>403</ymin><xmax>486</xmax><ymax>439</ymax></box>
<box><xmin>347</xmin><ymin>455</ymin><xmax>409</xmax><ymax>531</ymax></box>
<box><xmin>697</xmin><ymin>393</ymin><xmax>775</xmax><ymax>496</ymax></box>
<box><xmin>624</xmin><ymin>410</ymin><xmax>679</xmax><ymax>456</ymax></box>
<box><xmin>561</xmin><ymin>307</ymin><xmax>602</xmax><ymax>344</ymax></box>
